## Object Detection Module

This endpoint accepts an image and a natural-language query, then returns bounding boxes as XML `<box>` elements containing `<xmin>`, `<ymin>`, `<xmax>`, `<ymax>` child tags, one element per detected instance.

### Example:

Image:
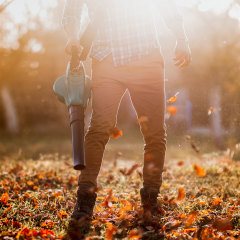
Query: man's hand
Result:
<box><xmin>174</xmin><ymin>39</ymin><xmax>191</xmax><ymax>68</ymax></box>
<box><xmin>65</xmin><ymin>37</ymin><xmax>82</xmax><ymax>55</ymax></box>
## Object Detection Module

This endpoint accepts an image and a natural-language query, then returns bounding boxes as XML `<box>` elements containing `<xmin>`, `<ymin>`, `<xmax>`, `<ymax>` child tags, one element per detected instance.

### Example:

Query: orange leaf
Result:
<box><xmin>105</xmin><ymin>222</ymin><xmax>117</xmax><ymax>239</ymax></box>
<box><xmin>39</xmin><ymin>229</ymin><xmax>55</xmax><ymax>238</ymax></box>
<box><xmin>109</xmin><ymin>127</ymin><xmax>123</xmax><ymax>139</ymax></box>
<box><xmin>212</xmin><ymin>197</ymin><xmax>222</xmax><ymax>205</ymax></box>
<box><xmin>168</xmin><ymin>92</ymin><xmax>179</xmax><ymax>103</ymax></box>
<box><xmin>27</xmin><ymin>181</ymin><xmax>34</xmax><ymax>186</ymax></box>
<box><xmin>1</xmin><ymin>193</ymin><xmax>9</xmax><ymax>205</ymax></box>
<box><xmin>193</xmin><ymin>164</ymin><xmax>206</xmax><ymax>177</ymax></box>
<box><xmin>58</xmin><ymin>211</ymin><xmax>68</xmax><ymax>219</ymax></box>
<box><xmin>177</xmin><ymin>161</ymin><xmax>184</xmax><ymax>166</ymax></box>
<box><xmin>177</xmin><ymin>187</ymin><xmax>184</xmax><ymax>201</ymax></box>
<box><xmin>208</xmin><ymin>107</ymin><xmax>216</xmax><ymax>116</ymax></box>
<box><xmin>184</xmin><ymin>211</ymin><xmax>198</xmax><ymax>227</ymax></box>
<box><xmin>167</xmin><ymin>105</ymin><xmax>178</xmax><ymax>115</ymax></box>
<box><xmin>128</xmin><ymin>228</ymin><xmax>142</xmax><ymax>239</ymax></box>
<box><xmin>41</xmin><ymin>220</ymin><xmax>55</xmax><ymax>229</ymax></box>
<box><xmin>101</xmin><ymin>189</ymin><xmax>113</xmax><ymax>208</ymax></box>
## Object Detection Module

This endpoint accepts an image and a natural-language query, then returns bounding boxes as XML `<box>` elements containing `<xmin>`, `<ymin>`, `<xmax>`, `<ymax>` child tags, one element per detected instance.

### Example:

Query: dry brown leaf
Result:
<box><xmin>212</xmin><ymin>216</ymin><xmax>233</xmax><ymax>231</ymax></box>
<box><xmin>125</xmin><ymin>164</ymin><xmax>141</xmax><ymax>176</ymax></box>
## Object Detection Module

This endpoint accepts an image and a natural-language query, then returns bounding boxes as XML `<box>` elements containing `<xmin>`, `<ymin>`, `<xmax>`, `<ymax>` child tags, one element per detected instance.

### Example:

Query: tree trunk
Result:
<box><xmin>1</xmin><ymin>86</ymin><xmax>19</xmax><ymax>134</ymax></box>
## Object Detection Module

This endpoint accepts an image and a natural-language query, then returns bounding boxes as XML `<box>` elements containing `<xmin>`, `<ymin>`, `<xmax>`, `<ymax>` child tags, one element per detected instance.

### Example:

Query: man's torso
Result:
<box><xmin>88</xmin><ymin>0</ymin><xmax>160</xmax><ymax>66</ymax></box>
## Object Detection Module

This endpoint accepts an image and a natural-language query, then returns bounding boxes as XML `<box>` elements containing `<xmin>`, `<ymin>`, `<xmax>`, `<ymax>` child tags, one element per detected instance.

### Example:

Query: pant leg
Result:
<box><xmin>127</xmin><ymin>50</ymin><xmax>167</xmax><ymax>188</ymax></box>
<box><xmin>78</xmin><ymin>57</ymin><xmax>126</xmax><ymax>188</ymax></box>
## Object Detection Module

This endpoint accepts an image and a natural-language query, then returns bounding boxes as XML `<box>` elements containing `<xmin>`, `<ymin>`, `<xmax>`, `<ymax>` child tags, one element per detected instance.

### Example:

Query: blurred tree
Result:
<box><xmin>0</xmin><ymin>0</ymin><xmax>19</xmax><ymax>134</ymax></box>
<box><xmin>0</xmin><ymin>0</ymin><xmax>68</xmax><ymax>134</ymax></box>
<box><xmin>0</xmin><ymin>0</ymin><xmax>13</xmax><ymax>13</ymax></box>
<box><xmin>179</xmin><ymin>5</ymin><xmax>240</xmax><ymax>145</ymax></box>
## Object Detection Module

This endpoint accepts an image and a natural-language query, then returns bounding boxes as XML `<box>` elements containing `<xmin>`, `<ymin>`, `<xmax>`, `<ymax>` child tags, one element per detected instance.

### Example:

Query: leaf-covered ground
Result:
<box><xmin>0</xmin><ymin>145</ymin><xmax>240</xmax><ymax>239</ymax></box>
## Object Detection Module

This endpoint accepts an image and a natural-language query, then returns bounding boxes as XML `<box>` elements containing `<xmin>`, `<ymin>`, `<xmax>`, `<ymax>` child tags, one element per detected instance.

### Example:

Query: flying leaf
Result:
<box><xmin>167</xmin><ymin>105</ymin><xmax>178</xmax><ymax>115</ymax></box>
<box><xmin>125</xmin><ymin>163</ymin><xmax>141</xmax><ymax>176</ymax></box>
<box><xmin>193</xmin><ymin>164</ymin><xmax>206</xmax><ymax>177</ymax></box>
<box><xmin>191</xmin><ymin>142</ymin><xmax>200</xmax><ymax>153</ymax></box>
<box><xmin>168</xmin><ymin>92</ymin><xmax>179</xmax><ymax>103</ymax></box>
<box><xmin>109</xmin><ymin>127</ymin><xmax>123</xmax><ymax>139</ymax></box>
<box><xmin>136</xmin><ymin>115</ymin><xmax>148</xmax><ymax>124</ymax></box>
<box><xmin>177</xmin><ymin>161</ymin><xmax>184</xmax><ymax>166</ymax></box>
<box><xmin>208</xmin><ymin>107</ymin><xmax>216</xmax><ymax>116</ymax></box>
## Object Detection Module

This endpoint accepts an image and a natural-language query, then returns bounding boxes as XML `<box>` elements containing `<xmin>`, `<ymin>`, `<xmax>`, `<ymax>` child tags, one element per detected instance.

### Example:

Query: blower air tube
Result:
<box><xmin>69</xmin><ymin>105</ymin><xmax>86</xmax><ymax>170</ymax></box>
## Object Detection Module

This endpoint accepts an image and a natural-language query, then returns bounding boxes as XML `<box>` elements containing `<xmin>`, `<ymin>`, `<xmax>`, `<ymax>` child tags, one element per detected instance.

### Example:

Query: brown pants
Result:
<box><xmin>78</xmin><ymin>49</ymin><xmax>167</xmax><ymax>188</ymax></box>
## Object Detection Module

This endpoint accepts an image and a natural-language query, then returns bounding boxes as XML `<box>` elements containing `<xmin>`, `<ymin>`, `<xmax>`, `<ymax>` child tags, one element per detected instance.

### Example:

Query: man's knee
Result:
<box><xmin>143</xmin><ymin>128</ymin><xmax>167</xmax><ymax>150</ymax></box>
<box><xmin>85</xmin><ymin>119</ymin><xmax>116</xmax><ymax>145</ymax></box>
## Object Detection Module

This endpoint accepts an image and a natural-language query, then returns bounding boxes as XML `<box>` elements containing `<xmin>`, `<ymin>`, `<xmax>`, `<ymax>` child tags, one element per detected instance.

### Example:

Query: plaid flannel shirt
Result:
<box><xmin>62</xmin><ymin>0</ymin><xmax>186</xmax><ymax>66</ymax></box>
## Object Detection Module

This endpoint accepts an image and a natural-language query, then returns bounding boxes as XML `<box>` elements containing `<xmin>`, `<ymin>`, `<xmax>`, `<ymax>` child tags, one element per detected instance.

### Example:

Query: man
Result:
<box><xmin>62</xmin><ymin>0</ymin><xmax>191</xmax><ymax>222</ymax></box>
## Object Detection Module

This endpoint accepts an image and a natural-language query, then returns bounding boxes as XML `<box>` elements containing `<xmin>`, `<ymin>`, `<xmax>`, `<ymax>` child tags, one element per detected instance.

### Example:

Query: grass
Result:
<box><xmin>0</xmin><ymin>131</ymin><xmax>240</xmax><ymax>239</ymax></box>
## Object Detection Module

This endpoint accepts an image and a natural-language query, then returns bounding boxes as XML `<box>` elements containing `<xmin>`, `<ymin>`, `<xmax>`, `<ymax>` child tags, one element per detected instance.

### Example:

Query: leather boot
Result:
<box><xmin>140</xmin><ymin>186</ymin><xmax>160</xmax><ymax>217</ymax></box>
<box><xmin>71</xmin><ymin>185</ymin><xmax>97</xmax><ymax>220</ymax></box>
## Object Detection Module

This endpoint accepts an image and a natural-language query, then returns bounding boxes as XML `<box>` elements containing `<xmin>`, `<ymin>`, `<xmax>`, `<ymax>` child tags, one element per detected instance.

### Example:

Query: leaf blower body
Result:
<box><xmin>53</xmin><ymin>48</ymin><xmax>91</xmax><ymax>170</ymax></box>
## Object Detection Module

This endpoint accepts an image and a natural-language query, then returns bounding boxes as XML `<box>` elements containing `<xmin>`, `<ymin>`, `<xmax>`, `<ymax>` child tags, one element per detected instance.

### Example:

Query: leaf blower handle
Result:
<box><xmin>70</xmin><ymin>46</ymin><xmax>80</xmax><ymax>71</ymax></box>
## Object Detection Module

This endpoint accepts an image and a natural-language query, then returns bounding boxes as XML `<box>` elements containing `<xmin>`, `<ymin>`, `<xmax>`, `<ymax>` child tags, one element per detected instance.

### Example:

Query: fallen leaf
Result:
<box><xmin>101</xmin><ymin>189</ymin><xmax>113</xmax><ymax>208</ymax></box>
<box><xmin>212</xmin><ymin>197</ymin><xmax>222</xmax><ymax>205</ymax></box>
<box><xmin>177</xmin><ymin>187</ymin><xmax>184</xmax><ymax>201</ymax></box>
<box><xmin>128</xmin><ymin>228</ymin><xmax>142</xmax><ymax>239</ymax></box>
<box><xmin>41</xmin><ymin>220</ymin><xmax>55</xmax><ymax>229</ymax></box>
<box><xmin>212</xmin><ymin>216</ymin><xmax>233</xmax><ymax>231</ymax></box>
<box><xmin>1</xmin><ymin>193</ymin><xmax>9</xmax><ymax>205</ymax></box>
<box><xmin>58</xmin><ymin>211</ymin><xmax>68</xmax><ymax>219</ymax></box>
<box><xmin>184</xmin><ymin>211</ymin><xmax>198</xmax><ymax>227</ymax></box>
<box><xmin>27</xmin><ymin>181</ymin><xmax>34</xmax><ymax>186</ymax></box>
<box><xmin>105</xmin><ymin>222</ymin><xmax>117</xmax><ymax>239</ymax></box>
